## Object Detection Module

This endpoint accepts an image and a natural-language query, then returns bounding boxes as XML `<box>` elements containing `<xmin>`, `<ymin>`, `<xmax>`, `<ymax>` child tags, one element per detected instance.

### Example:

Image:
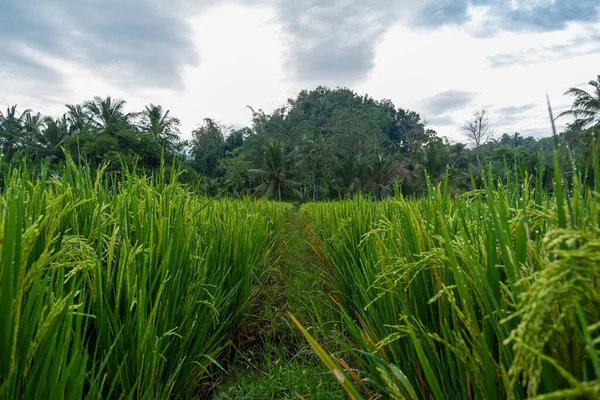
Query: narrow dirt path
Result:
<box><xmin>215</xmin><ymin>209</ymin><xmax>345</xmax><ymax>400</ymax></box>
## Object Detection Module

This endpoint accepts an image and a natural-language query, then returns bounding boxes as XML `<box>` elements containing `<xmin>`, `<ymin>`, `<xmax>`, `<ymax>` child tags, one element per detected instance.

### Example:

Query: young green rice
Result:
<box><xmin>301</xmin><ymin>149</ymin><xmax>600</xmax><ymax>399</ymax></box>
<box><xmin>0</xmin><ymin>159</ymin><xmax>290</xmax><ymax>399</ymax></box>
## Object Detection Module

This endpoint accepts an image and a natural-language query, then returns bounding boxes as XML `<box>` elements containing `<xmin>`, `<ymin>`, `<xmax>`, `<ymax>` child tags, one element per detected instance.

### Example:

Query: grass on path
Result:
<box><xmin>215</xmin><ymin>210</ymin><xmax>346</xmax><ymax>400</ymax></box>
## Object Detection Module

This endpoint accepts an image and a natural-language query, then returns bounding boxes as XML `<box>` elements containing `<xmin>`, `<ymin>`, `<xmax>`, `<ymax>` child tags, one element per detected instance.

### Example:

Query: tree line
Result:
<box><xmin>1</xmin><ymin>75</ymin><xmax>599</xmax><ymax>200</ymax></box>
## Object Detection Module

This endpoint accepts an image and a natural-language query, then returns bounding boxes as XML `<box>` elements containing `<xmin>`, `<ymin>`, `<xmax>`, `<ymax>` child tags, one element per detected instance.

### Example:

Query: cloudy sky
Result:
<box><xmin>1</xmin><ymin>0</ymin><xmax>599</xmax><ymax>141</ymax></box>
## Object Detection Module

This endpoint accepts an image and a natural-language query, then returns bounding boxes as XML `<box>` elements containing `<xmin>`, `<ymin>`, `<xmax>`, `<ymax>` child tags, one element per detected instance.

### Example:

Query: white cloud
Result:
<box><xmin>166</xmin><ymin>4</ymin><xmax>292</xmax><ymax>136</ymax></box>
<box><xmin>1</xmin><ymin>1</ymin><xmax>599</xmax><ymax>143</ymax></box>
<box><xmin>355</xmin><ymin>21</ymin><xmax>600</xmax><ymax>141</ymax></box>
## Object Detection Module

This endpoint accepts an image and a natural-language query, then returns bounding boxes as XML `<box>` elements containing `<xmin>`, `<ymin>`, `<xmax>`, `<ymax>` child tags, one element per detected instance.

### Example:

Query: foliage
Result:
<box><xmin>250</xmin><ymin>140</ymin><xmax>296</xmax><ymax>201</ymax></box>
<box><xmin>300</xmin><ymin>144</ymin><xmax>600</xmax><ymax>399</ymax></box>
<box><xmin>1</xmin><ymin>75</ymin><xmax>599</xmax><ymax>199</ymax></box>
<box><xmin>558</xmin><ymin>75</ymin><xmax>600</xmax><ymax>130</ymax></box>
<box><xmin>138</xmin><ymin>104</ymin><xmax>183</xmax><ymax>154</ymax></box>
<box><xmin>558</xmin><ymin>75</ymin><xmax>600</xmax><ymax>162</ymax></box>
<box><xmin>0</xmin><ymin>158</ymin><xmax>290</xmax><ymax>399</ymax></box>
<box><xmin>2</xmin><ymin>74</ymin><xmax>600</xmax><ymax>399</ymax></box>
<box><xmin>217</xmin><ymin>211</ymin><xmax>346</xmax><ymax>400</ymax></box>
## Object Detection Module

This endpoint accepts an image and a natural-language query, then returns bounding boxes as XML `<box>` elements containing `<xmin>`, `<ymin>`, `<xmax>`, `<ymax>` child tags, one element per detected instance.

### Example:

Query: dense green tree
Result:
<box><xmin>249</xmin><ymin>140</ymin><xmax>295</xmax><ymax>201</ymax></box>
<box><xmin>189</xmin><ymin>118</ymin><xmax>226</xmax><ymax>176</ymax></box>
<box><xmin>84</xmin><ymin>96</ymin><xmax>132</xmax><ymax>135</ymax></box>
<box><xmin>395</xmin><ymin>108</ymin><xmax>428</xmax><ymax>153</ymax></box>
<box><xmin>295</xmin><ymin>129</ymin><xmax>326</xmax><ymax>200</ymax></box>
<box><xmin>559</xmin><ymin>75</ymin><xmax>600</xmax><ymax>130</ymax></box>
<box><xmin>65</xmin><ymin>104</ymin><xmax>91</xmax><ymax>135</ymax></box>
<box><xmin>422</xmin><ymin>137</ymin><xmax>450</xmax><ymax>182</ymax></box>
<box><xmin>139</xmin><ymin>104</ymin><xmax>181</xmax><ymax>154</ymax></box>
<box><xmin>2</xmin><ymin>75</ymin><xmax>598</xmax><ymax>198</ymax></box>
<box><xmin>558</xmin><ymin>75</ymin><xmax>600</xmax><ymax>160</ymax></box>
<box><xmin>225</xmin><ymin>127</ymin><xmax>247</xmax><ymax>152</ymax></box>
<box><xmin>369</xmin><ymin>154</ymin><xmax>400</xmax><ymax>199</ymax></box>
<box><xmin>0</xmin><ymin>105</ymin><xmax>30</xmax><ymax>163</ymax></box>
<box><xmin>499</xmin><ymin>132</ymin><xmax>524</xmax><ymax>148</ymax></box>
<box><xmin>29</xmin><ymin>116</ymin><xmax>72</xmax><ymax>162</ymax></box>
<box><xmin>23</xmin><ymin>112</ymin><xmax>44</xmax><ymax>138</ymax></box>
<box><xmin>61</xmin><ymin>98</ymin><xmax>168</xmax><ymax>169</ymax></box>
<box><xmin>218</xmin><ymin>151</ymin><xmax>253</xmax><ymax>197</ymax></box>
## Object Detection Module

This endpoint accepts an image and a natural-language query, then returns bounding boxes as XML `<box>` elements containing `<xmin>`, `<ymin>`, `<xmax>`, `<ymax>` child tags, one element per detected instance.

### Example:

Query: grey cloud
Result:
<box><xmin>413</xmin><ymin>2</ymin><xmax>471</xmax><ymax>28</ymax></box>
<box><xmin>0</xmin><ymin>44</ymin><xmax>69</xmax><ymax>106</ymax></box>
<box><xmin>488</xmin><ymin>31</ymin><xmax>600</xmax><ymax>67</ymax></box>
<box><xmin>413</xmin><ymin>0</ymin><xmax>600</xmax><ymax>34</ymax></box>
<box><xmin>1</xmin><ymin>0</ymin><xmax>408</xmax><ymax>93</ymax></box>
<box><xmin>497</xmin><ymin>104</ymin><xmax>536</xmax><ymax>116</ymax></box>
<box><xmin>2</xmin><ymin>47</ymin><xmax>64</xmax><ymax>85</ymax></box>
<box><xmin>427</xmin><ymin>115</ymin><xmax>456</xmax><ymax>126</ymax></box>
<box><xmin>502</xmin><ymin>0</ymin><xmax>600</xmax><ymax>32</ymax></box>
<box><xmin>0</xmin><ymin>0</ymin><xmax>201</xmax><ymax>91</ymax></box>
<box><xmin>487</xmin><ymin>54</ymin><xmax>522</xmax><ymax>68</ymax></box>
<box><xmin>274</xmin><ymin>0</ymin><xmax>402</xmax><ymax>83</ymax></box>
<box><xmin>4</xmin><ymin>0</ymin><xmax>598</xmax><ymax>107</ymax></box>
<box><xmin>495</xmin><ymin>103</ymin><xmax>537</xmax><ymax>126</ymax></box>
<box><xmin>422</xmin><ymin>89</ymin><xmax>477</xmax><ymax>115</ymax></box>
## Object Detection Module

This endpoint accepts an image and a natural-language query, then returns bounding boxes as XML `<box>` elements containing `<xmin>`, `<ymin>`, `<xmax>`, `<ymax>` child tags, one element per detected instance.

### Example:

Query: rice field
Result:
<box><xmin>0</xmin><ymin>159</ymin><xmax>290</xmax><ymax>399</ymax></box>
<box><xmin>299</xmin><ymin>150</ymin><xmax>600</xmax><ymax>399</ymax></box>
<box><xmin>2</xmin><ymin>147</ymin><xmax>600</xmax><ymax>399</ymax></box>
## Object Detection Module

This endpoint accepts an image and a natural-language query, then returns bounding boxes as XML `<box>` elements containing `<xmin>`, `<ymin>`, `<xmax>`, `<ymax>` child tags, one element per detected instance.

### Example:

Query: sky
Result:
<box><xmin>1</xmin><ymin>0</ymin><xmax>599</xmax><ymax>141</ymax></box>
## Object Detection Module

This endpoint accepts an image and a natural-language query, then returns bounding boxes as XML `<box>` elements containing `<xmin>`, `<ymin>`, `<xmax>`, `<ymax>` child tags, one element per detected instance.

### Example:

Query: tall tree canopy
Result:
<box><xmin>1</xmin><ymin>75</ymin><xmax>598</xmax><ymax>198</ymax></box>
<box><xmin>558</xmin><ymin>75</ymin><xmax>600</xmax><ymax>131</ymax></box>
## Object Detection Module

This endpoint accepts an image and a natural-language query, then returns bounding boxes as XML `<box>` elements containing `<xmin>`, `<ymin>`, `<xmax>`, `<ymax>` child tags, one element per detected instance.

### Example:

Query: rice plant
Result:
<box><xmin>0</xmin><ymin>158</ymin><xmax>290</xmax><ymax>399</ymax></box>
<box><xmin>300</xmin><ymin>146</ymin><xmax>600</xmax><ymax>399</ymax></box>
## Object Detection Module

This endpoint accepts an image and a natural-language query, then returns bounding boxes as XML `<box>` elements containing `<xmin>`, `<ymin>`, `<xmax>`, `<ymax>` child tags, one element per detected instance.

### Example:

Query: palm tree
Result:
<box><xmin>65</xmin><ymin>104</ymin><xmax>92</xmax><ymax>135</ymax></box>
<box><xmin>249</xmin><ymin>140</ymin><xmax>294</xmax><ymax>201</ymax></box>
<box><xmin>558</xmin><ymin>75</ymin><xmax>600</xmax><ymax>129</ymax></box>
<box><xmin>23</xmin><ymin>112</ymin><xmax>44</xmax><ymax>137</ymax></box>
<box><xmin>30</xmin><ymin>116</ymin><xmax>72</xmax><ymax>160</ymax></box>
<box><xmin>21</xmin><ymin>112</ymin><xmax>50</xmax><ymax>156</ymax></box>
<box><xmin>295</xmin><ymin>129</ymin><xmax>325</xmax><ymax>200</ymax></box>
<box><xmin>422</xmin><ymin>137</ymin><xmax>449</xmax><ymax>182</ymax></box>
<box><xmin>558</xmin><ymin>75</ymin><xmax>600</xmax><ymax>159</ymax></box>
<box><xmin>369</xmin><ymin>154</ymin><xmax>398</xmax><ymax>199</ymax></box>
<box><xmin>0</xmin><ymin>105</ymin><xmax>31</xmax><ymax>163</ymax></box>
<box><xmin>84</xmin><ymin>96</ymin><xmax>131</xmax><ymax>134</ymax></box>
<box><xmin>139</xmin><ymin>104</ymin><xmax>180</xmax><ymax>152</ymax></box>
<box><xmin>335</xmin><ymin>153</ymin><xmax>364</xmax><ymax>196</ymax></box>
<box><xmin>396</xmin><ymin>109</ymin><xmax>426</xmax><ymax>153</ymax></box>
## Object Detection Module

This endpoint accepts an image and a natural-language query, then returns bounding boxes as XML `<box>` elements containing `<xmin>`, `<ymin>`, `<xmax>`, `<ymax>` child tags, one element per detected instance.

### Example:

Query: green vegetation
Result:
<box><xmin>1</xmin><ymin>75</ymin><xmax>599</xmax><ymax>399</ymax></box>
<box><xmin>0</xmin><ymin>158</ymin><xmax>289</xmax><ymax>398</ymax></box>
<box><xmin>300</xmin><ymin>144</ymin><xmax>600</xmax><ymax>398</ymax></box>
<box><xmin>216</xmin><ymin>211</ymin><xmax>345</xmax><ymax>400</ymax></box>
<box><xmin>1</xmin><ymin>75</ymin><xmax>598</xmax><ymax>199</ymax></box>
